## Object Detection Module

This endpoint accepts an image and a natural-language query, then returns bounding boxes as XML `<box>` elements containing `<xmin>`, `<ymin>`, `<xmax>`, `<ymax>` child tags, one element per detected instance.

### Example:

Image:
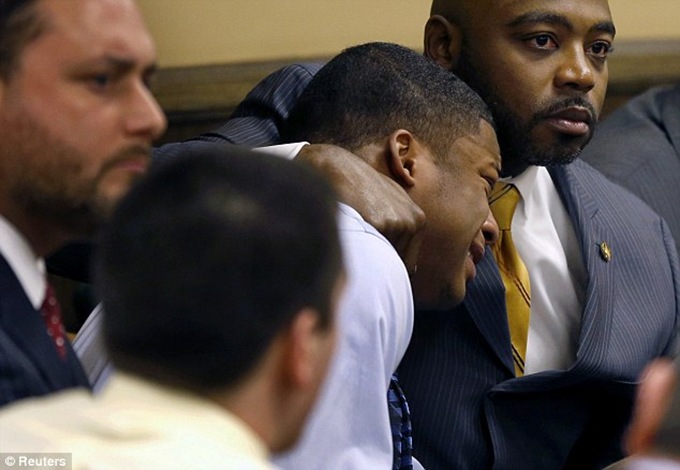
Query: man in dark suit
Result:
<box><xmin>0</xmin><ymin>0</ymin><xmax>166</xmax><ymax>406</ymax></box>
<box><xmin>581</xmin><ymin>83</ymin><xmax>680</xmax><ymax>255</ymax></box>
<box><xmin>159</xmin><ymin>0</ymin><xmax>679</xmax><ymax>468</ymax></box>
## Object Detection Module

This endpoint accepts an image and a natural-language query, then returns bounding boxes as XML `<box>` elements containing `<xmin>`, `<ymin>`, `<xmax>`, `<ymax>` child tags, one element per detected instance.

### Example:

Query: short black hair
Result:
<box><xmin>96</xmin><ymin>142</ymin><xmax>342</xmax><ymax>393</ymax></box>
<box><xmin>0</xmin><ymin>0</ymin><xmax>45</xmax><ymax>78</ymax></box>
<box><xmin>283</xmin><ymin>42</ymin><xmax>493</xmax><ymax>161</ymax></box>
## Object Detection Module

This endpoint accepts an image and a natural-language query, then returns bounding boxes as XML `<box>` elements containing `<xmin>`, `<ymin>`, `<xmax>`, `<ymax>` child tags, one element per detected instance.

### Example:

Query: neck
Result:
<box><xmin>0</xmin><ymin>205</ymin><xmax>71</xmax><ymax>257</ymax></box>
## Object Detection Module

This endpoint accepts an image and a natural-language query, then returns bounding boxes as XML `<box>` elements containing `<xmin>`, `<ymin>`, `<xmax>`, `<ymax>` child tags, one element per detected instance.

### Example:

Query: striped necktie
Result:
<box><xmin>489</xmin><ymin>182</ymin><xmax>531</xmax><ymax>376</ymax></box>
<box><xmin>388</xmin><ymin>373</ymin><xmax>413</xmax><ymax>469</ymax></box>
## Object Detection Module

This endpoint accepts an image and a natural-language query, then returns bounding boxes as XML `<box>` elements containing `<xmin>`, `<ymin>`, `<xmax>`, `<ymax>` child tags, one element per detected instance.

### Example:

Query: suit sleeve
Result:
<box><xmin>186</xmin><ymin>62</ymin><xmax>322</xmax><ymax>147</ymax></box>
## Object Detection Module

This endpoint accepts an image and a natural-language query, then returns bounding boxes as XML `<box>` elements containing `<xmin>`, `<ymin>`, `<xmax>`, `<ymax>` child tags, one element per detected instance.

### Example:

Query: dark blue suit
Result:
<box><xmin>157</xmin><ymin>63</ymin><xmax>680</xmax><ymax>469</ymax></box>
<box><xmin>0</xmin><ymin>254</ymin><xmax>90</xmax><ymax>407</ymax></box>
<box><xmin>399</xmin><ymin>160</ymin><xmax>680</xmax><ymax>469</ymax></box>
<box><xmin>581</xmin><ymin>83</ymin><xmax>680</xmax><ymax>256</ymax></box>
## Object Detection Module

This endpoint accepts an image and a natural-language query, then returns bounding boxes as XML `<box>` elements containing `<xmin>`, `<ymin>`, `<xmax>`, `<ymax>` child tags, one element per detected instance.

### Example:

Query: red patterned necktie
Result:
<box><xmin>40</xmin><ymin>283</ymin><xmax>67</xmax><ymax>360</ymax></box>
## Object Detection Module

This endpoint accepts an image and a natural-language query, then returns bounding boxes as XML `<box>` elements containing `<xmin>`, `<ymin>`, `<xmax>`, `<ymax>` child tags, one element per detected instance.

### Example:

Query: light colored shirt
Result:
<box><xmin>262</xmin><ymin>143</ymin><xmax>416</xmax><ymax>468</ymax></box>
<box><xmin>0</xmin><ymin>215</ymin><xmax>46</xmax><ymax>309</ymax></box>
<box><xmin>75</xmin><ymin>142</ymin><xmax>417</xmax><ymax>469</ymax></box>
<box><xmin>0</xmin><ymin>373</ymin><xmax>276</xmax><ymax>470</ymax></box>
<box><xmin>507</xmin><ymin>166</ymin><xmax>587</xmax><ymax>374</ymax></box>
<box><xmin>274</xmin><ymin>203</ymin><xmax>414</xmax><ymax>469</ymax></box>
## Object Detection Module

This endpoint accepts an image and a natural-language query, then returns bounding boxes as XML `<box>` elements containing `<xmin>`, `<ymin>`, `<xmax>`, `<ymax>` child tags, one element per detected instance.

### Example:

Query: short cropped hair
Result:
<box><xmin>283</xmin><ymin>42</ymin><xmax>493</xmax><ymax>161</ymax></box>
<box><xmin>96</xmin><ymin>143</ymin><xmax>342</xmax><ymax>393</ymax></box>
<box><xmin>0</xmin><ymin>0</ymin><xmax>45</xmax><ymax>78</ymax></box>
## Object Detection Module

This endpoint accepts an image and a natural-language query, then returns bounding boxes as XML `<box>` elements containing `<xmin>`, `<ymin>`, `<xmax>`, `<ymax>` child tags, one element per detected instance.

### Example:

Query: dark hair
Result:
<box><xmin>96</xmin><ymin>142</ymin><xmax>342</xmax><ymax>393</ymax></box>
<box><xmin>283</xmin><ymin>42</ymin><xmax>493</xmax><ymax>162</ymax></box>
<box><xmin>0</xmin><ymin>0</ymin><xmax>45</xmax><ymax>78</ymax></box>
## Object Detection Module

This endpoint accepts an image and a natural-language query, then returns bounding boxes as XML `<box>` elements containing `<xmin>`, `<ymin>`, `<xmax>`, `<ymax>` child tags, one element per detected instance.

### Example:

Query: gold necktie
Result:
<box><xmin>489</xmin><ymin>182</ymin><xmax>530</xmax><ymax>377</ymax></box>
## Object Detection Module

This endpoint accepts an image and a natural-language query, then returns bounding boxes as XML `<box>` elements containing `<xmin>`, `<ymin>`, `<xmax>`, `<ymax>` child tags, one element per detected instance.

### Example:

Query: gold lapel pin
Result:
<box><xmin>598</xmin><ymin>242</ymin><xmax>612</xmax><ymax>262</ymax></box>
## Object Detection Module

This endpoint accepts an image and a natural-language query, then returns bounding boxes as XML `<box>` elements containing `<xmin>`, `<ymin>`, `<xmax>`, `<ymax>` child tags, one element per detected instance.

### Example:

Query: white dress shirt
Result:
<box><xmin>0</xmin><ymin>215</ymin><xmax>46</xmax><ymax>309</ymax></box>
<box><xmin>274</xmin><ymin>202</ymin><xmax>414</xmax><ymax>469</ymax></box>
<box><xmin>507</xmin><ymin>166</ymin><xmax>587</xmax><ymax>374</ymax></box>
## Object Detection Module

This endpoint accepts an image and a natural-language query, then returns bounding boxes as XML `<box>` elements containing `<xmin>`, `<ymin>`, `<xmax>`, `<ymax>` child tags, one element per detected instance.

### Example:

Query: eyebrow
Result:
<box><xmin>79</xmin><ymin>55</ymin><xmax>158</xmax><ymax>76</ymax></box>
<box><xmin>506</xmin><ymin>11</ymin><xmax>616</xmax><ymax>37</ymax></box>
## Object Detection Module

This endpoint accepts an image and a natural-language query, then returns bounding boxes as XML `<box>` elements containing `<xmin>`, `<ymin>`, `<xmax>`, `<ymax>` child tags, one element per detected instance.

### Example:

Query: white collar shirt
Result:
<box><xmin>0</xmin><ymin>214</ymin><xmax>46</xmax><ymax>309</ymax></box>
<box><xmin>506</xmin><ymin>165</ymin><xmax>587</xmax><ymax>374</ymax></box>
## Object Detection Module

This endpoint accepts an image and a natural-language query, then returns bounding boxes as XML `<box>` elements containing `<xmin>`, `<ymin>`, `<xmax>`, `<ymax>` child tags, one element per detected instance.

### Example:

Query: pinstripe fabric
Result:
<box><xmin>152</xmin><ymin>64</ymin><xmax>322</xmax><ymax>164</ymax></box>
<box><xmin>185</xmin><ymin>64</ymin><xmax>680</xmax><ymax>469</ymax></box>
<box><xmin>581</xmin><ymin>83</ymin><xmax>680</xmax><ymax>257</ymax></box>
<box><xmin>202</xmin><ymin>63</ymin><xmax>323</xmax><ymax>147</ymax></box>
<box><xmin>0</xmin><ymin>255</ymin><xmax>90</xmax><ymax>406</ymax></box>
<box><xmin>399</xmin><ymin>160</ymin><xmax>680</xmax><ymax>469</ymax></box>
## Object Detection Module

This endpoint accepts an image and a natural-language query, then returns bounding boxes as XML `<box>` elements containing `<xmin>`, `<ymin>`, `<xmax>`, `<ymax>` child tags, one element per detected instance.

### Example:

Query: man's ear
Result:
<box><xmin>388</xmin><ymin>130</ymin><xmax>422</xmax><ymax>189</ymax></box>
<box><xmin>424</xmin><ymin>15</ymin><xmax>463</xmax><ymax>71</ymax></box>
<box><xmin>282</xmin><ymin>308</ymin><xmax>324</xmax><ymax>389</ymax></box>
<box><xmin>625</xmin><ymin>358</ymin><xmax>677</xmax><ymax>454</ymax></box>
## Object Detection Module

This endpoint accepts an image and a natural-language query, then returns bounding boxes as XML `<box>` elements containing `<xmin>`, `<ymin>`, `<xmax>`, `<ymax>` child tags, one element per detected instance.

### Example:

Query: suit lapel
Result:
<box><xmin>0</xmin><ymin>255</ymin><xmax>80</xmax><ymax>390</ymax></box>
<box><xmin>549</xmin><ymin>163</ymin><xmax>615</xmax><ymax>375</ymax></box>
<box><xmin>462</xmin><ymin>162</ymin><xmax>617</xmax><ymax>379</ymax></box>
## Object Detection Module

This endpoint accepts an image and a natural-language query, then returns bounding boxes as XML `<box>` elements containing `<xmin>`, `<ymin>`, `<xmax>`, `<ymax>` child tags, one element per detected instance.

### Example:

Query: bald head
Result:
<box><xmin>430</xmin><ymin>0</ymin><xmax>468</xmax><ymax>23</ymax></box>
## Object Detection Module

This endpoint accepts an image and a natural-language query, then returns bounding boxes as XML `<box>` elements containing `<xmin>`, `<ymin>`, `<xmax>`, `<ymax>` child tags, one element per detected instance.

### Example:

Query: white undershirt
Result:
<box><xmin>506</xmin><ymin>166</ymin><xmax>587</xmax><ymax>373</ymax></box>
<box><xmin>0</xmin><ymin>214</ymin><xmax>46</xmax><ymax>309</ymax></box>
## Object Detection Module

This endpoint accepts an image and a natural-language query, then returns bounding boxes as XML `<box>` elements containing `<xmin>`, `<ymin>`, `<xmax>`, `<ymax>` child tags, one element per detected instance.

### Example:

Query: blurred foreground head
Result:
<box><xmin>97</xmin><ymin>143</ymin><xmax>344</xmax><ymax>452</ymax></box>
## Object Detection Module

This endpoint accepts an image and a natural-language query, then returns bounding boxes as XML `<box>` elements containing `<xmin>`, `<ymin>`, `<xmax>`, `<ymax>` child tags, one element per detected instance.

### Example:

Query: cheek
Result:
<box><xmin>592</xmin><ymin>73</ymin><xmax>608</xmax><ymax>116</ymax></box>
<box><xmin>25</xmin><ymin>84</ymin><xmax>120</xmax><ymax>169</ymax></box>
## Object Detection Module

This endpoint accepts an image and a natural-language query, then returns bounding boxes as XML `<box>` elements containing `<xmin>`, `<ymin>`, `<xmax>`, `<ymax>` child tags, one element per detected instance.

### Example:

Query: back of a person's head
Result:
<box><xmin>283</xmin><ymin>41</ymin><xmax>493</xmax><ymax>160</ymax></box>
<box><xmin>653</xmin><ymin>360</ymin><xmax>680</xmax><ymax>456</ymax></box>
<box><xmin>96</xmin><ymin>142</ymin><xmax>342</xmax><ymax>393</ymax></box>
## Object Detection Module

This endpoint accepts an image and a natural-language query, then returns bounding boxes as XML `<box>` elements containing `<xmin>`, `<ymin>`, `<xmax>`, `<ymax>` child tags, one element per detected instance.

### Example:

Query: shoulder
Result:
<box><xmin>337</xmin><ymin>203</ymin><xmax>405</xmax><ymax>276</ymax></box>
<box><xmin>336</xmin><ymin>202</ymin><xmax>411</xmax><ymax>307</ymax></box>
<box><xmin>581</xmin><ymin>83</ymin><xmax>680</xmax><ymax>175</ymax></box>
<box><xmin>236</xmin><ymin>62</ymin><xmax>324</xmax><ymax>106</ymax></box>
<box><xmin>0</xmin><ymin>389</ymin><xmax>93</xmax><ymax>451</ymax></box>
<box><xmin>567</xmin><ymin>159</ymin><xmax>661</xmax><ymax>214</ymax></box>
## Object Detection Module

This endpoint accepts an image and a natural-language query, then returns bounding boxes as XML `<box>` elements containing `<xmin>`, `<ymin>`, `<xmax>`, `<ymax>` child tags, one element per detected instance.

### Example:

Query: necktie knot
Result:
<box><xmin>489</xmin><ymin>182</ymin><xmax>520</xmax><ymax>231</ymax></box>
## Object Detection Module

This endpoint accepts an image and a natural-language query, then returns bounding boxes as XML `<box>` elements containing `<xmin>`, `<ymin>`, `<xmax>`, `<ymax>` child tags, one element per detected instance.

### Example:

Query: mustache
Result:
<box><xmin>533</xmin><ymin>97</ymin><xmax>598</xmax><ymax>125</ymax></box>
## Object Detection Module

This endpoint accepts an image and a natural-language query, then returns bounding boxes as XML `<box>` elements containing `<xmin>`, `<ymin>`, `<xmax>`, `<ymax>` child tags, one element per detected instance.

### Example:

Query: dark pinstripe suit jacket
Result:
<box><xmin>0</xmin><ymin>254</ymin><xmax>90</xmax><ymax>407</ymax></box>
<box><xmin>156</xmin><ymin>63</ymin><xmax>680</xmax><ymax>469</ymax></box>
<box><xmin>581</xmin><ymin>83</ymin><xmax>680</xmax><ymax>256</ymax></box>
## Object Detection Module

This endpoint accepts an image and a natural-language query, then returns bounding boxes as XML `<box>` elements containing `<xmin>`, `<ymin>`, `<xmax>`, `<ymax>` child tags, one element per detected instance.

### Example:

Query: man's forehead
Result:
<box><xmin>450</xmin><ymin>121</ymin><xmax>501</xmax><ymax>167</ymax></box>
<box><xmin>35</xmin><ymin>0</ymin><xmax>156</xmax><ymax>66</ymax></box>
<box><xmin>464</xmin><ymin>0</ymin><xmax>612</xmax><ymax>20</ymax></box>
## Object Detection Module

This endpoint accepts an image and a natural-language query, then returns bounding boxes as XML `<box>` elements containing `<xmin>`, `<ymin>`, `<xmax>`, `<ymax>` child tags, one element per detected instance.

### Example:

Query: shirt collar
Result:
<box><xmin>0</xmin><ymin>214</ymin><xmax>46</xmax><ymax>309</ymax></box>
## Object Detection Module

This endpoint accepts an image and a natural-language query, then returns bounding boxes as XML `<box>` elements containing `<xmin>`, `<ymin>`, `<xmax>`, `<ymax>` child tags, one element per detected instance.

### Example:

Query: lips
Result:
<box><xmin>115</xmin><ymin>157</ymin><xmax>149</xmax><ymax>173</ymax></box>
<box><xmin>544</xmin><ymin>106</ymin><xmax>594</xmax><ymax>137</ymax></box>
